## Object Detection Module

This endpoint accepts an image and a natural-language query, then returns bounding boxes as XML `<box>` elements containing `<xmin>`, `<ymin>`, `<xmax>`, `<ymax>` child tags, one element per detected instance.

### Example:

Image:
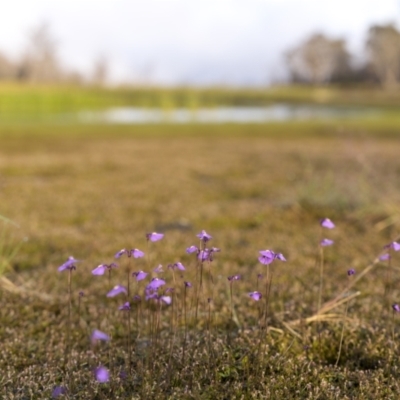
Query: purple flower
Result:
<box><xmin>94</xmin><ymin>366</ymin><xmax>109</xmax><ymax>383</ymax></box>
<box><xmin>320</xmin><ymin>238</ymin><xmax>334</xmax><ymax>247</ymax></box>
<box><xmin>184</xmin><ymin>281</ymin><xmax>192</xmax><ymax>288</ymax></box>
<box><xmin>146</xmin><ymin>232</ymin><xmax>164</xmax><ymax>242</ymax></box>
<box><xmin>257</xmin><ymin>273</ymin><xmax>263</xmax><ymax>280</ymax></box>
<box><xmin>52</xmin><ymin>386</ymin><xmax>66</xmax><ymax>398</ymax></box>
<box><xmin>186</xmin><ymin>245</ymin><xmax>199</xmax><ymax>254</ymax></box>
<box><xmin>347</xmin><ymin>268</ymin><xmax>356</xmax><ymax>276</ymax></box>
<box><xmin>320</xmin><ymin>218</ymin><xmax>335</xmax><ymax>229</ymax></box>
<box><xmin>258</xmin><ymin>250</ymin><xmax>276</xmax><ymax>265</ymax></box>
<box><xmin>92</xmin><ymin>263</ymin><xmax>118</xmax><ymax>276</ymax></box>
<box><xmin>115</xmin><ymin>249</ymin><xmax>128</xmax><ymax>259</ymax></box>
<box><xmin>197</xmin><ymin>230</ymin><xmax>212</xmax><ymax>242</ymax></box>
<box><xmin>58</xmin><ymin>256</ymin><xmax>79</xmax><ymax>272</ymax></box>
<box><xmin>161</xmin><ymin>296</ymin><xmax>172</xmax><ymax>305</ymax></box>
<box><xmin>146</xmin><ymin>278</ymin><xmax>166</xmax><ymax>291</ymax></box>
<box><xmin>107</xmin><ymin>285</ymin><xmax>127</xmax><ymax>297</ymax></box>
<box><xmin>91</xmin><ymin>329</ymin><xmax>110</xmax><ymax>344</ymax></box>
<box><xmin>274</xmin><ymin>253</ymin><xmax>286</xmax><ymax>261</ymax></box>
<box><xmin>380</xmin><ymin>253</ymin><xmax>391</xmax><ymax>261</ymax></box>
<box><xmin>384</xmin><ymin>241</ymin><xmax>400</xmax><ymax>251</ymax></box>
<box><xmin>228</xmin><ymin>274</ymin><xmax>241</xmax><ymax>282</ymax></box>
<box><xmin>133</xmin><ymin>294</ymin><xmax>141</xmax><ymax>301</ymax></box>
<box><xmin>248</xmin><ymin>291</ymin><xmax>262</xmax><ymax>301</ymax></box>
<box><xmin>169</xmin><ymin>262</ymin><xmax>185</xmax><ymax>271</ymax></box>
<box><xmin>198</xmin><ymin>249</ymin><xmax>210</xmax><ymax>262</ymax></box>
<box><xmin>393</xmin><ymin>304</ymin><xmax>400</xmax><ymax>313</ymax></box>
<box><xmin>118</xmin><ymin>302</ymin><xmax>131</xmax><ymax>311</ymax></box>
<box><xmin>79</xmin><ymin>290</ymin><xmax>84</xmax><ymax>297</ymax></box>
<box><xmin>132</xmin><ymin>270</ymin><xmax>148</xmax><ymax>281</ymax></box>
<box><xmin>131</xmin><ymin>248</ymin><xmax>145</xmax><ymax>258</ymax></box>
<box><xmin>153</xmin><ymin>264</ymin><xmax>164</xmax><ymax>273</ymax></box>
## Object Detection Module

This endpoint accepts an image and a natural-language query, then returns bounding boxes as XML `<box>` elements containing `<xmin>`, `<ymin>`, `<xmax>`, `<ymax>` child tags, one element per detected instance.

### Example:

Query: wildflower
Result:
<box><xmin>320</xmin><ymin>218</ymin><xmax>335</xmax><ymax>229</ymax></box>
<box><xmin>115</xmin><ymin>249</ymin><xmax>128</xmax><ymax>259</ymax></box>
<box><xmin>320</xmin><ymin>238</ymin><xmax>334</xmax><ymax>247</ymax></box>
<box><xmin>186</xmin><ymin>245</ymin><xmax>198</xmax><ymax>254</ymax></box>
<box><xmin>58</xmin><ymin>256</ymin><xmax>79</xmax><ymax>272</ymax></box>
<box><xmin>91</xmin><ymin>329</ymin><xmax>110</xmax><ymax>344</ymax></box>
<box><xmin>184</xmin><ymin>281</ymin><xmax>192</xmax><ymax>288</ymax></box>
<box><xmin>347</xmin><ymin>268</ymin><xmax>356</xmax><ymax>276</ymax></box>
<box><xmin>107</xmin><ymin>285</ymin><xmax>127</xmax><ymax>297</ymax></box>
<box><xmin>92</xmin><ymin>263</ymin><xmax>118</xmax><ymax>276</ymax></box>
<box><xmin>146</xmin><ymin>232</ymin><xmax>164</xmax><ymax>242</ymax></box>
<box><xmin>169</xmin><ymin>262</ymin><xmax>185</xmax><ymax>271</ymax></box>
<box><xmin>393</xmin><ymin>304</ymin><xmax>400</xmax><ymax>313</ymax></box>
<box><xmin>118</xmin><ymin>302</ymin><xmax>131</xmax><ymax>311</ymax></box>
<box><xmin>380</xmin><ymin>253</ymin><xmax>391</xmax><ymax>261</ymax></box>
<box><xmin>197</xmin><ymin>230</ymin><xmax>212</xmax><ymax>242</ymax></box>
<box><xmin>228</xmin><ymin>274</ymin><xmax>241</xmax><ymax>281</ymax></box>
<box><xmin>248</xmin><ymin>291</ymin><xmax>262</xmax><ymax>301</ymax></box>
<box><xmin>132</xmin><ymin>270</ymin><xmax>148</xmax><ymax>281</ymax></box>
<box><xmin>131</xmin><ymin>248</ymin><xmax>145</xmax><ymax>258</ymax></box>
<box><xmin>161</xmin><ymin>296</ymin><xmax>172</xmax><ymax>305</ymax></box>
<box><xmin>258</xmin><ymin>250</ymin><xmax>286</xmax><ymax>265</ymax></box>
<box><xmin>133</xmin><ymin>295</ymin><xmax>141</xmax><ymax>302</ymax></box>
<box><xmin>146</xmin><ymin>278</ymin><xmax>166</xmax><ymax>291</ymax></box>
<box><xmin>52</xmin><ymin>386</ymin><xmax>66</xmax><ymax>398</ymax></box>
<box><xmin>94</xmin><ymin>366</ymin><xmax>109</xmax><ymax>383</ymax></box>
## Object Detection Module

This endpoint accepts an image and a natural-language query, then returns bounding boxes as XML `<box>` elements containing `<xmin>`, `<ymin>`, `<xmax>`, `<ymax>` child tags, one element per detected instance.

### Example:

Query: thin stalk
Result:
<box><xmin>335</xmin><ymin>299</ymin><xmax>349</xmax><ymax>367</ymax></box>
<box><xmin>182</xmin><ymin>286</ymin><xmax>187</xmax><ymax>363</ymax></box>
<box><xmin>318</xmin><ymin>245</ymin><xmax>324</xmax><ymax>312</ymax></box>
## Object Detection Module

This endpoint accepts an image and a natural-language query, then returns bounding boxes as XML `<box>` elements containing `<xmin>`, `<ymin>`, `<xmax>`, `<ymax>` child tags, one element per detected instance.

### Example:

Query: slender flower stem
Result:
<box><xmin>318</xmin><ymin>245</ymin><xmax>324</xmax><ymax>312</ymax></box>
<box><xmin>335</xmin><ymin>298</ymin><xmax>349</xmax><ymax>367</ymax></box>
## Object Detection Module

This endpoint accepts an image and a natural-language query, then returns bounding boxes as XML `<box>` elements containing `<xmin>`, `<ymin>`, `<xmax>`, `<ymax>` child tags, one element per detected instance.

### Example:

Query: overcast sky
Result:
<box><xmin>0</xmin><ymin>0</ymin><xmax>399</xmax><ymax>85</ymax></box>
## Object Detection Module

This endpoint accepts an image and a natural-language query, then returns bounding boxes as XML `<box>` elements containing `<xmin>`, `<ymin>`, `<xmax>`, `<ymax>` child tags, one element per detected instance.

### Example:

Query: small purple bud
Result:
<box><xmin>58</xmin><ymin>256</ymin><xmax>79</xmax><ymax>272</ymax></box>
<box><xmin>197</xmin><ymin>230</ymin><xmax>212</xmax><ymax>242</ymax></box>
<box><xmin>380</xmin><ymin>253</ymin><xmax>391</xmax><ymax>261</ymax></box>
<box><xmin>248</xmin><ymin>291</ymin><xmax>262</xmax><ymax>301</ymax></box>
<box><xmin>133</xmin><ymin>295</ymin><xmax>141</xmax><ymax>301</ymax></box>
<box><xmin>91</xmin><ymin>329</ymin><xmax>110</xmax><ymax>344</ymax></box>
<box><xmin>107</xmin><ymin>285</ymin><xmax>127</xmax><ymax>297</ymax></box>
<box><xmin>393</xmin><ymin>303</ymin><xmax>400</xmax><ymax>313</ymax></box>
<box><xmin>184</xmin><ymin>281</ymin><xmax>192</xmax><ymax>288</ymax></box>
<box><xmin>347</xmin><ymin>268</ymin><xmax>356</xmax><ymax>276</ymax></box>
<box><xmin>114</xmin><ymin>249</ymin><xmax>128</xmax><ymax>259</ymax></box>
<box><xmin>384</xmin><ymin>241</ymin><xmax>400</xmax><ymax>251</ymax></box>
<box><xmin>132</xmin><ymin>270</ymin><xmax>148</xmax><ymax>281</ymax></box>
<box><xmin>94</xmin><ymin>366</ymin><xmax>109</xmax><ymax>383</ymax></box>
<box><xmin>131</xmin><ymin>248</ymin><xmax>145</xmax><ymax>258</ymax></box>
<box><xmin>52</xmin><ymin>386</ymin><xmax>66</xmax><ymax>398</ymax></box>
<box><xmin>211</xmin><ymin>247</ymin><xmax>221</xmax><ymax>253</ymax></box>
<box><xmin>118</xmin><ymin>302</ymin><xmax>131</xmax><ymax>311</ymax></box>
<box><xmin>320</xmin><ymin>218</ymin><xmax>335</xmax><ymax>229</ymax></box>
<box><xmin>79</xmin><ymin>290</ymin><xmax>84</xmax><ymax>297</ymax></box>
<box><xmin>146</xmin><ymin>278</ymin><xmax>166</xmax><ymax>291</ymax></box>
<box><xmin>186</xmin><ymin>245</ymin><xmax>198</xmax><ymax>254</ymax></box>
<box><xmin>320</xmin><ymin>238</ymin><xmax>334</xmax><ymax>247</ymax></box>
<box><xmin>228</xmin><ymin>274</ymin><xmax>241</xmax><ymax>282</ymax></box>
<box><xmin>257</xmin><ymin>273</ymin><xmax>263</xmax><ymax>280</ymax></box>
<box><xmin>119</xmin><ymin>370</ymin><xmax>128</xmax><ymax>380</ymax></box>
<box><xmin>146</xmin><ymin>232</ymin><xmax>164</xmax><ymax>242</ymax></box>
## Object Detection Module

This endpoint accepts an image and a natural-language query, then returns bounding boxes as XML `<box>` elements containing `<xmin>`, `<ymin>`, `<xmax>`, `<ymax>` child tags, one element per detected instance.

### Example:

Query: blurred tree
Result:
<box><xmin>17</xmin><ymin>23</ymin><xmax>63</xmax><ymax>83</ymax></box>
<box><xmin>0</xmin><ymin>52</ymin><xmax>16</xmax><ymax>80</ymax></box>
<box><xmin>91</xmin><ymin>55</ymin><xmax>109</xmax><ymax>86</ymax></box>
<box><xmin>286</xmin><ymin>33</ymin><xmax>352</xmax><ymax>84</ymax></box>
<box><xmin>366</xmin><ymin>24</ymin><xmax>400</xmax><ymax>90</ymax></box>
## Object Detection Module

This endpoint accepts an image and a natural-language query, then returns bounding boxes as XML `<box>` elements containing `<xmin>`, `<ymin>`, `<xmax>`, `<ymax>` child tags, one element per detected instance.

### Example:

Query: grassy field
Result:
<box><xmin>2</xmin><ymin>100</ymin><xmax>400</xmax><ymax>398</ymax></box>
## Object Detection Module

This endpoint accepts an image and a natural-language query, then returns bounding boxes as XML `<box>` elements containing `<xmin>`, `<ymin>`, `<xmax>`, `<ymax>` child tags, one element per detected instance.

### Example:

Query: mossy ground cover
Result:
<box><xmin>1</xmin><ymin>120</ymin><xmax>400</xmax><ymax>398</ymax></box>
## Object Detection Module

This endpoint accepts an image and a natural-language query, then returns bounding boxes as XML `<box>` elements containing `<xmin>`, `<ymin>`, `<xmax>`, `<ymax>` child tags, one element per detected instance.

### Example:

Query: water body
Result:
<box><xmin>78</xmin><ymin>104</ymin><xmax>379</xmax><ymax>124</ymax></box>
